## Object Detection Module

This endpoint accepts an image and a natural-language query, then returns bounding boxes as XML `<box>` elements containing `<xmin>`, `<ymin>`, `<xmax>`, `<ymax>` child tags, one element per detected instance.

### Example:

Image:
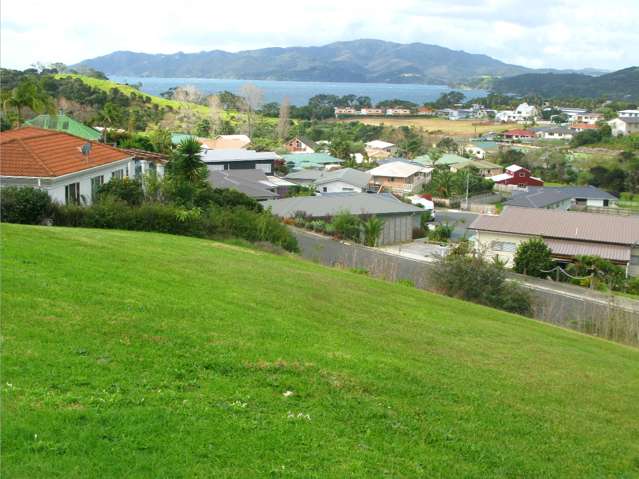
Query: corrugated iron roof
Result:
<box><xmin>544</xmin><ymin>239</ymin><xmax>631</xmax><ymax>262</ymax></box>
<box><xmin>470</xmin><ymin>207</ymin><xmax>639</xmax><ymax>246</ymax></box>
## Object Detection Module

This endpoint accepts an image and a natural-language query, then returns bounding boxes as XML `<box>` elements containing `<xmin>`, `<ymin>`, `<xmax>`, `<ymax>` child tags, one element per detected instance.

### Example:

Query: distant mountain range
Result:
<box><xmin>74</xmin><ymin>39</ymin><xmax>607</xmax><ymax>85</ymax></box>
<box><xmin>493</xmin><ymin>67</ymin><xmax>639</xmax><ymax>100</ymax></box>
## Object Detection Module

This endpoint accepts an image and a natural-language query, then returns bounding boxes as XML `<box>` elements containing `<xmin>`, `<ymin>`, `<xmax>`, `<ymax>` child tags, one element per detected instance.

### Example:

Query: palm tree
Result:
<box><xmin>168</xmin><ymin>137</ymin><xmax>206</xmax><ymax>183</ymax></box>
<box><xmin>97</xmin><ymin>102</ymin><xmax>124</xmax><ymax>143</ymax></box>
<box><xmin>3</xmin><ymin>77</ymin><xmax>55</xmax><ymax>126</ymax></box>
<box><xmin>361</xmin><ymin>216</ymin><xmax>385</xmax><ymax>247</ymax></box>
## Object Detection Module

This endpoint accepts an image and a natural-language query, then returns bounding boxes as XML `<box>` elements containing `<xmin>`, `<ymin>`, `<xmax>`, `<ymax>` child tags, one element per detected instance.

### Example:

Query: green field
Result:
<box><xmin>2</xmin><ymin>224</ymin><xmax>639</xmax><ymax>477</ymax></box>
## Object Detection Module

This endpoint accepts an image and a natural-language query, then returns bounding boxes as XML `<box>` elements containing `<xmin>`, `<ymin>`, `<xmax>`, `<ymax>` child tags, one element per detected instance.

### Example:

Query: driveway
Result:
<box><xmin>379</xmin><ymin>238</ymin><xmax>450</xmax><ymax>262</ymax></box>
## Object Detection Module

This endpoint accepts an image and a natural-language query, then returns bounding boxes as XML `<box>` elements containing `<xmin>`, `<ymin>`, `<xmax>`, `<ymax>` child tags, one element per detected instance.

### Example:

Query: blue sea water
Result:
<box><xmin>109</xmin><ymin>76</ymin><xmax>487</xmax><ymax>106</ymax></box>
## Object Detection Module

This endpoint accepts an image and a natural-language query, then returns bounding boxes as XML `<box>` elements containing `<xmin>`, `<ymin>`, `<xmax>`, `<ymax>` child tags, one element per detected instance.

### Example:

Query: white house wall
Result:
<box><xmin>2</xmin><ymin>158</ymin><xmax>162</xmax><ymax>205</ymax></box>
<box><xmin>316</xmin><ymin>180</ymin><xmax>364</xmax><ymax>193</ymax></box>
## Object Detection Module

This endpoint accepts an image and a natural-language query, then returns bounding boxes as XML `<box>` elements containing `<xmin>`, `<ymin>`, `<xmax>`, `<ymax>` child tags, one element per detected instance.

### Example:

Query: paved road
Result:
<box><xmin>434</xmin><ymin>210</ymin><xmax>479</xmax><ymax>240</ymax></box>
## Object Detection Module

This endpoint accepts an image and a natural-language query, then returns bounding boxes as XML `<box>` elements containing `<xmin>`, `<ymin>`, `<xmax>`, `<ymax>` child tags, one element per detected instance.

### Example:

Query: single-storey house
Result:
<box><xmin>570</xmin><ymin>123</ymin><xmax>598</xmax><ymax>132</ymax></box>
<box><xmin>285</xmin><ymin>136</ymin><xmax>318</xmax><ymax>153</ymax></box>
<box><xmin>490</xmin><ymin>165</ymin><xmax>543</xmax><ymax>187</ymax></box>
<box><xmin>502</xmin><ymin>129</ymin><xmax>536</xmax><ymax>141</ymax></box>
<box><xmin>207</xmin><ymin>169</ymin><xmax>295</xmax><ymax>200</ymax></box>
<box><xmin>367</xmin><ymin>161</ymin><xmax>432</xmax><ymax>194</ymax></box>
<box><xmin>25</xmin><ymin>113</ymin><xmax>101</xmax><ymax>141</ymax></box>
<box><xmin>283</xmin><ymin>169</ymin><xmax>325</xmax><ymax>186</ymax></box>
<box><xmin>385</xmin><ymin>108</ymin><xmax>411</xmax><ymax>116</ymax></box>
<box><xmin>505</xmin><ymin>186</ymin><xmax>618</xmax><ymax>210</ymax></box>
<box><xmin>314</xmin><ymin>168</ymin><xmax>372</xmax><ymax>193</ymax></box>
<box><xmin>263</xmin><ymin>192</ymin><xmax>425</xmax><ymax>245</ymax></box>
<box><xmin>360</xmin><ymin>108</ymin><xmax>384</xmax><ymax>115</ymax></box>
<box><xmin>0</xmin><ymin>127</ymin><xmax>164</xmax><ymax>205</ymax></box>
<box><xmin>532</xmin><ymin>127</ymin><xmax>573</xmax><ymax>140</ymax></box>
<box><xmin>282</xmin><ymin>153</ymin><xmax>343</xmax><ymax>171</ymax></box>
<box><xmin>608</xmin><ymin>117</ymin><xmax>639</xmax><ymax>136</ymax></box>
<box><xmin>451</xmin><ymin>159</ymin><xmax>503</xmax><ymax>177</ymax></box>
<box><xmin>464</xmin><ymin>144</ymin><xmax>486</xmax><ymax>159</ymax></box>
<box><xmin>365</xmin><ymin>140</ymin><xmax>397</xmax><ymax>153</ymax></box>
<box><xmin>200</xmin><ymin>149</ymin><xmax>281</xmax><ymax>174</ymax></box>
<box><xmin>470</xmin><ymin>207</ymin><xmax>639</xmax><ymax>276</ymax></box>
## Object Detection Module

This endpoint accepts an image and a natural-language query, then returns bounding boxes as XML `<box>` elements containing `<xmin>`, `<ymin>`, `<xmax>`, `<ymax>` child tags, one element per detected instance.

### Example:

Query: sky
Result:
<box><xmin>2</xmin><ymin>0</ymin><xmax>638</xmax><ymax>72</ymax></box>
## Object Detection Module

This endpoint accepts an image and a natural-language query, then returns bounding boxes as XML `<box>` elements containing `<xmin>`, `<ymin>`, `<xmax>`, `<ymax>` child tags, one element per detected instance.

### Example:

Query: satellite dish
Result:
<box><xmin>81</xmin><ymin>143</ymin><xmax>92</xmax><ymax>156</ymax></box>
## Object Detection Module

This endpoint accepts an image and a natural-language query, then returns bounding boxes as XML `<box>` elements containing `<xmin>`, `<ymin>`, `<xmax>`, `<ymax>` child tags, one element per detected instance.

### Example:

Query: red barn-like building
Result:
<box><xmin>489</xmin><ymin>165</ymin><xmax>544</xmax><ymax>187</ymax></box>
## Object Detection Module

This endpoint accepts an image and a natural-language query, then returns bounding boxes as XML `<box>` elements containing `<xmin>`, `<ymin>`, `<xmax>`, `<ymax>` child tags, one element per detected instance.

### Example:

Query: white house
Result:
<box><xmin>464</xmin><ymin>144</ymin><xmax>486</xmax><ymax>159</ymax></box>
<box><xmin>608</xmin><ymin>117</ymin><xmax>639</xmax><ymax>136</ymax></box>
<box><xmin>514</xmin><ymin>103</ymin><xmax>538</xmax><ymax>121</ymax></box>
<box><xmin>313</xmin><ymin>168</ymin><xmax>372</xmax><ymax>193</ymax></box>
<box><xmin>0</xmin><ymin>127</ymin><xmax>165</xmax><ymax>205</ymax></box>
<box><xmin>495</xmin><ymin>110</ymin><xmax>518</xmax><ymax>123</ymax></box>
<box><xmin>365</xmin><ymin>140</ymin><xmax>397</xmax><ymax>154</ymax></box>
<box><xmin>367</xmin><ymin>161</ymin><xmax>432</xmax><ymax>194</ymax></box>
<box><xmin>618</xmin><ymin>110</ymin><xmax>639</xmax><ymax>119</ymax></box>
<box><xmin>385</xmin><ymin>108</ymin><xmax>412</xmax><ymax>116</ymax></box>
<box><xmin>360</xmin><ymin>108</ymin><xmax>384</xmax><ymax>115</ymax></box>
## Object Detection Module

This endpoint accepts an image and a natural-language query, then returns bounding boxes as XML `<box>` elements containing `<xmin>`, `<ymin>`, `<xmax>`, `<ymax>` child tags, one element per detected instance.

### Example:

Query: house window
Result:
<box><xmin>91</xmin><ymin>175</ymin><xmax>104</xmax><ymax>201</ymax></box>
<box><xmin>134</xmin><ymin>160</ymin><xmax>143</xmax><ymax>178</ymax></box>
<box><xmin>111</xmin><ymin>169</ymin><xmax>125</xmax><ymax>180</ymax></box>
<box><xmin>519</xmin><ymin>172</ymin><xmax>526</xmax><ymax>177</ymax></box>
<box><xmin>323</xmin><ymin>187</ymin><xmax>328</xmax><ymax>192</ymax></box>
<box><xmin>492</xmin><ymin>241</ymin><xmax>517</xmax><ymax>253</ymax></box>
<box><xmin>65</xmin><ymin>182</ymin><xmax>81</xmax><ymax>205</ymax></box>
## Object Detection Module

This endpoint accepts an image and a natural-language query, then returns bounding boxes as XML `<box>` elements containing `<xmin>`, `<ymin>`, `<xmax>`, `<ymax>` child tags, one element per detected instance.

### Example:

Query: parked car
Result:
<box><xmin>408</xmin><ymin>194</ymin><xmax>436</xmax><ymax>220</ymax></box>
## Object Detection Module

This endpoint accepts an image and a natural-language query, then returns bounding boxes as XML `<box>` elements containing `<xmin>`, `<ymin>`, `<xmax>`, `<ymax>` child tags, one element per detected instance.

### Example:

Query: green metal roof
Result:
<box><xmin>25</xmin><ymin>114</ymin><xmax>101</xmax><ymax>141</ymax></box>
<box><xmin>171</xmin><ymin>133</ymin><xmax>197</xmax><ymax>144</ymax></box>
<box><xmin>282</xmin><ymin>153</ymin><xmax>343</xmax><ymax>169</ymax></box>
<box><xmin>414</xmin><ymin>153</ymin><xmax>468</xmax><ymax>167</ymax></box>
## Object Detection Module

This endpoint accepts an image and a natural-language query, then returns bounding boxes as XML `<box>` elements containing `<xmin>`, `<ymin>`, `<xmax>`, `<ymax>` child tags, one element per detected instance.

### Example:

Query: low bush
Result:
<box><xmin>428</xmin><ymin>223</ymin><xmax>453</xmax><ymax>242</ymax></box>
<box><xmin>332</xmin><ymin>211</ymin><xmax>362</xmax><ymax>241</ymax></box>
<box><xmin>432</xmin><ymin>252</ymin><xmax>532</xmax><ymax>316</ymax></box>
<box><xmin>96</xmin><ymin>178</ymin><xmax>144</xmax><ymax>206</ymax></box>
<box><xmin>1</xmin><ymin>186</ymin><xmax>54</xmax><ymax>224</ymax></box>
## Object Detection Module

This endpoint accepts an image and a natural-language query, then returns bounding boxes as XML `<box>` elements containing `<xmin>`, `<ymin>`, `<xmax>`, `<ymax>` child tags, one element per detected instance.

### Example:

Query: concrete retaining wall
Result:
<box><xmin>292</xmin><ymin>228</ymin><xmax>639</xmax><ymax>347</ymax></box>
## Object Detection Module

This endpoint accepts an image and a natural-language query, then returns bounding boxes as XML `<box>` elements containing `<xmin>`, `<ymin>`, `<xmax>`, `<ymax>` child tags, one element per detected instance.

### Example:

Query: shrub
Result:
<box><xmin>1</xmin><ymin>186</ymin><xmax>54</xmax><ymax>224</ymax></box>
<box><xmin>332</xmin><ymin>211</ymin><xmax>362</xmax><ymax>241</ymax></box>
<box><xmin>53</xmin><ymin>201</ymin><xmax>298</xmax><ymax>252</ymax></box>
<box><xmin>428</xmin><ymin>223</ymin><xmax>453</xmax><ymax>242</ymax></box>
<box><xmin>432</xmin><ymin>253</ymin><xmax>532</xmax><ymax>316</ymax></box>
<box><xmin>96</xmin><ymin>178</ymin><xmax>144</xmax><ymax>206</ymax></box>
<box><xmin>513</xmin><ymin>238</ymin><xmax>554</xmax><ymax>278</ymax></box>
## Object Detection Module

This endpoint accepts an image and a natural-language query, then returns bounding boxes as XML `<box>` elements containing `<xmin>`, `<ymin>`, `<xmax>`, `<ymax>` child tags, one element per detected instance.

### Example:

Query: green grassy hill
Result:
<box><xmin>2</xmin><ymin>224</ymin><xmax>638</xmax><ymax>477</ymax></box>
<box><xmin>54</xmin><ymin>73</ymin><xmax>210</xmax><ymax>114</ymax></box>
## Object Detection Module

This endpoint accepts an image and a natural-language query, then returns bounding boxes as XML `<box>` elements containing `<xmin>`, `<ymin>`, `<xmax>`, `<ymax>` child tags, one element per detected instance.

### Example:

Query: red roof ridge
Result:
<box><xmin>0</xmin><ymin>126</ymin><xmax>59</xmax><ymax>144</ymax></box>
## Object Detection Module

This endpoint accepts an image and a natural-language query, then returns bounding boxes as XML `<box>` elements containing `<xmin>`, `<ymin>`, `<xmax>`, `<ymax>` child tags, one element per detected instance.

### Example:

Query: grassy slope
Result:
<box><xmin>342</xmin><ymin>117</ymin><xmax>519</xmax><ymax>137</ymax></box>
<box><xmin>2</xmin><ymin>224</ymin><xmax>639</xmax><ymax>478</ymax></box>
<box><xmin>54</xmin><ymin>73</ymin><xmax>209</xmax><ymax>114</ymax></box>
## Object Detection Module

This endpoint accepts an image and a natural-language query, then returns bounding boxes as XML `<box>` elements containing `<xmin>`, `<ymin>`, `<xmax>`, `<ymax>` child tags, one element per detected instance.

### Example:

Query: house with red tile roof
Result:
<box><xmin>502</xmin><ymin>129</ymin><xmax>536</xmax><ymax>141</ymax></box>
<box><xmin>0</xmin><ymin>127</ymin><xmax>165</xmax><ymax>205</ymax></box>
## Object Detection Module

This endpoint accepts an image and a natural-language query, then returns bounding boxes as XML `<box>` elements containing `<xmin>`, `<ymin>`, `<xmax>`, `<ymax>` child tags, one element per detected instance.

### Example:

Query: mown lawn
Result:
<box><xmin>2</xmin><ymin>224</ymin><xmax>639</xmax><ymax>478</ymax></box>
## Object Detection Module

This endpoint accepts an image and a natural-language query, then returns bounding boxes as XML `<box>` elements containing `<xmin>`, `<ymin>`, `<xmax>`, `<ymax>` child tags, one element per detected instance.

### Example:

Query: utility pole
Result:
<box><xmin>465</xmin><ymin>170</ymin><xmax>470</xmax><ymax>211</ymax></box>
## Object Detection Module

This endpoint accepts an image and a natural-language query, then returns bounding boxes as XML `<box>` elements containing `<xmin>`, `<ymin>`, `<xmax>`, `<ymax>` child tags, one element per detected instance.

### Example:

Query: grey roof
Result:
<box><xmin>506</xmin><ymin>185</ymin><xmax>617</xmax><ymax>208</ymax></box>
<box><xmin>297</xmin><ymin>136</ymin><xmax>319</xmax><ymax>150</ymax></box>
<box><xmin>283</xmin><ymin>169</ymin><xmax>325</xmax><ymax>181</ymax></box>
<box><xmin>207</xmin><ymin>169</ymin><xmax>278</xmax><ymax>200</ymax></box>
<box><xmin>314</xmin><ymin>168</ymin><xmax>371</xmax><ymax>189</ymax></box>
<box><xmin>619</xmin><ymin>117</ymin><xmax>639</xmax><ymax>124</ymax></box>
<box><xmin>376</xmin><ymin>157</ymin><xmax>423</xmax><ymax>167</ymax></box>
<box><xmin>200</xmin><ymin>149</ymin><xmax>281</xmax><ymax>163</ymax></box>
<box><xmin>470</xmin><ymin>207</ymin><xmax>639</xmax><ymax>246</ymax></box>
<box><xmin>263</xmin><ymin>192</ymin><xmax>423</xmax><ymax>218</ymax></box>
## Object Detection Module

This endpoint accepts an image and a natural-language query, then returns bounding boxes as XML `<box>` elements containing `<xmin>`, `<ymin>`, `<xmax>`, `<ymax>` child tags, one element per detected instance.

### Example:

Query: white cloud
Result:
<box><xmin>1</xmin><ymin>0</ymin><xmax>638</xmax><ymax>71</ymax></box>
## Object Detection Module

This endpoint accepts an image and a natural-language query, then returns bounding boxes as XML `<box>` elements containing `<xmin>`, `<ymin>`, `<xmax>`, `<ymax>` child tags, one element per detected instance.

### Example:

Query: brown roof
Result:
<box><xmin>544</xmin><ymin>239</ymin><xmax>631</xmax><ymax>262</ymax></box>
<box><xmin>470</xmin><ymin>207</ymin><xmax>639</xmax><ymax>246</ymax></box>
<box><xmin>119</xmin><ymin>148</ymin><xmax>168</xmax><ymax>163</ymax></box>
<box><xmin>1</xmin><ymin>127</ymin><xmax>132</xmax><ymax>178</ymax></box>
